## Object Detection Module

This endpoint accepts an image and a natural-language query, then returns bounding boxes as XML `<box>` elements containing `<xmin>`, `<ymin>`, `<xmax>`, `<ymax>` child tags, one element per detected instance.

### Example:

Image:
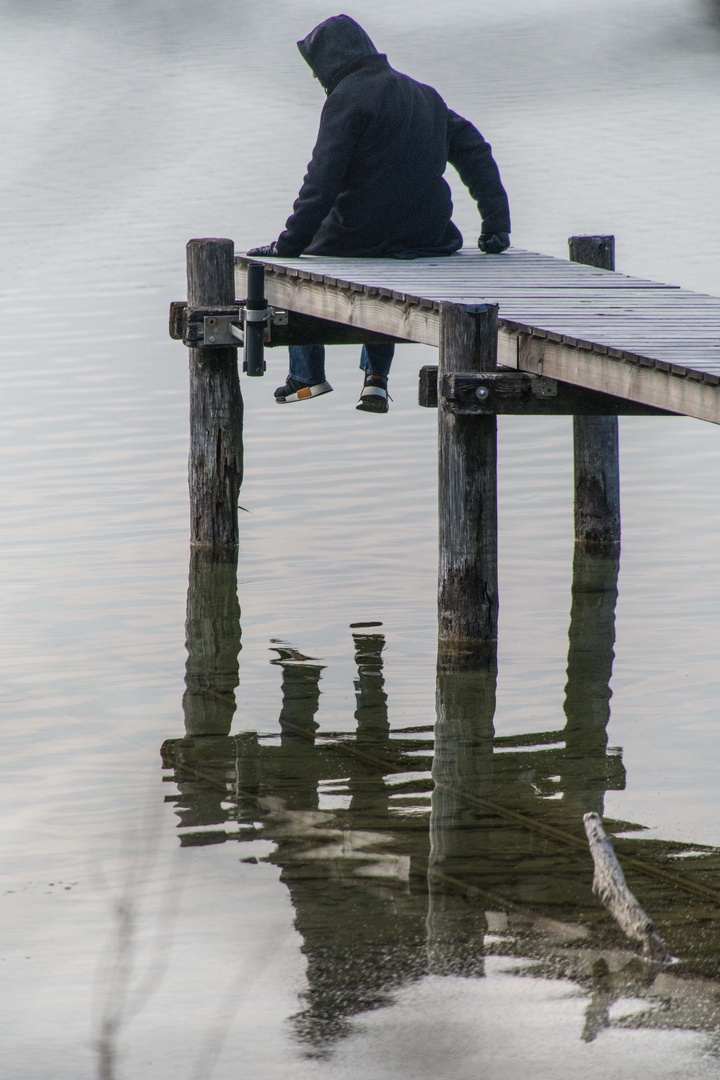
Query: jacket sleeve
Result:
<box><xmin>276</xmin><ymin>92</ymin><xmax>368</xmax><ymax>256</ymax></box>
<box><xmin>446</xmin><ymin>110</ymin><xmax>510</xmax><ymax>236</ymax></box>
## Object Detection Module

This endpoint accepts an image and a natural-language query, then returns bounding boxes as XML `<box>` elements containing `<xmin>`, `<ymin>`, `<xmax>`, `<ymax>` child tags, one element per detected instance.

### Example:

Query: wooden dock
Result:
<box><xmin>235</xmin><ymin>247</ymin><xmax>720</xmax><ymax>425</ymax></box>
<box><xmin>172</xmin><ymin>234</ymin><xmax>720</xmax><ymax>648</ymax></box>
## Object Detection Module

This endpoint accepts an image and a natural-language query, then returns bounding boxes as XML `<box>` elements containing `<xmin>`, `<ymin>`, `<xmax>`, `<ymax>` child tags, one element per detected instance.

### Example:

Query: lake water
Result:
<box><xmin>2</xmin><ymin>0</ymin><xmax>720</xmax><ymax>1076</ymax></box>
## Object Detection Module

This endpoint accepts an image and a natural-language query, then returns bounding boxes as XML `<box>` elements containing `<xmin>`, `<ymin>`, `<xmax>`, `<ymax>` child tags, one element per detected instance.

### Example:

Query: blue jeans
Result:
<box><xmin>288</xmin><ymin>343</ymin><xmax>395</xmax><ymax>383</ymax></box>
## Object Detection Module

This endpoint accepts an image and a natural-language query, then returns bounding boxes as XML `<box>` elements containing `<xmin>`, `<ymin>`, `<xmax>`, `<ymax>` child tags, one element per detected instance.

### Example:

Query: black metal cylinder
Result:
<box><xmin>244</xmin><ymin>263</ymin><xmax>266</xmax><ymax>377</ymax></box>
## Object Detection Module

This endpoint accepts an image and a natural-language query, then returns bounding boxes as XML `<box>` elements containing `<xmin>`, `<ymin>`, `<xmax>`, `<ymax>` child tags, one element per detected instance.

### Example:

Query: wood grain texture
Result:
<box><xmin>188</xmin><ymin>239</ymin><xmax>243</xmax><ymax>549</ymax></box>
<box><xmin>518</xmin><ymin>334</ymin><xmax>720</xmax><ymax>421</ymax></box>
<box><xmin>237</xmin><ymin>263</ymin><xmax>438</xmax><ymax>345</ymax></box>
<box><xmin>569</xmin><ymin>235</ymin><xmax>615</xmax><ymax>272</ymax></box>
<box><xmin>573</xmin><ymin>416</ymin><xmax>621</xmax><ymax>545</ymax></box>
<box><xmin>438</xmin><ymin>303</ymin><xmax>499</xmax><ymax>645</ymax></box>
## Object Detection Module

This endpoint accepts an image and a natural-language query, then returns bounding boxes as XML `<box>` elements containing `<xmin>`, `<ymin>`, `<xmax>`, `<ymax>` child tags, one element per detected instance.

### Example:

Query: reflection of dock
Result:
<box><xmin>161</xmin><ymin>548</ymin><xmax>720</xmax><ymax>1057</ymax></box>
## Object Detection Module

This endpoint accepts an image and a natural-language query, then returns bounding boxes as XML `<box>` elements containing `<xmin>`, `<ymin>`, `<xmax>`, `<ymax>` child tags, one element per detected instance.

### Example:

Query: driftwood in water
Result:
<box><xmin>583</xmin><ymin>811</ymin><xmax>671</xmax><ymax>963</ymax></box>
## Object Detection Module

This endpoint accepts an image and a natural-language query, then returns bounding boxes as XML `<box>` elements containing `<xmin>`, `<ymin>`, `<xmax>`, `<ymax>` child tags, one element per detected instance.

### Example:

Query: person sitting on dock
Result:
<box><xmin>247</xmin><ymin>13</ymin><xmax>511</xmax><ymax>414</ymax></box>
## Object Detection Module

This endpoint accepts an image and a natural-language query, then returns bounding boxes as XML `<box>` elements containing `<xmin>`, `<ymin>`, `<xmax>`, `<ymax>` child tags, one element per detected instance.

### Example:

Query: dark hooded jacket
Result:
<box><xmin>275</xmin><ymin>15</ymin><xmax>510</xmax><ymax>259</ymax></box>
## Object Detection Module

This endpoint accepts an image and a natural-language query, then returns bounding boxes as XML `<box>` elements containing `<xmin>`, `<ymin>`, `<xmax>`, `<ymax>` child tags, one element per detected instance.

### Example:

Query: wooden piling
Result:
<box><xmin>437</xmin><ymin>302</ymin><xmax>499</xmax><ymax>645</ymax></box>
<box><xmin>187</xmin><ymin>238</ymin><xmax>243</xmax><ymax>548</ymax></box>
<box><xmin>569</xmin><ymin>236</ymin><xmax>620</xmax><ymax>546</ymax></box>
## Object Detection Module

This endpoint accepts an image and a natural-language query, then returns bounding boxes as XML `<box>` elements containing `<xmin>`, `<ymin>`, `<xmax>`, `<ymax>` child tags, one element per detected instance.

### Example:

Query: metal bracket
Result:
<box><xmin>532</xmin><ymin>376</ymin><xmax>557</xmax><ymax>398</ymax></box>
<box><xmin>204</xmin><ymin>314</ymin><xmax>242</xmax><ymax>346</ymax></box>
<box><xmin>186</xmin><ymin>306</ymin><xmax>287</xmax><ymax>347</ymax></box>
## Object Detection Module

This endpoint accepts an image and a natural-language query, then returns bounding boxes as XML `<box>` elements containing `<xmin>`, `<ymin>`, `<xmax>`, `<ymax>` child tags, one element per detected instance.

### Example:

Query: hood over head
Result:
<box><xmin>298</xmin><ymin>15</ymin><xmax>379</xmax><ymax>92</ymax></box>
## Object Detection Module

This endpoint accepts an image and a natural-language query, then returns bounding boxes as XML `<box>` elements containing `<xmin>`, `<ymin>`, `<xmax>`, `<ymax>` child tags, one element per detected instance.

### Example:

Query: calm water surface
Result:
<box><xmin>2</xmin><ymin>0</ymin><xmax>720</xmax><ymax>1076</ymax></box>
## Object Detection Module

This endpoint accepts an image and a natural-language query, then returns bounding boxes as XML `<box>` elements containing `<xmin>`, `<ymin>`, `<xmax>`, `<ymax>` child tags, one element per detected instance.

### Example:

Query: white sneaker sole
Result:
<box><xmin>356</xmin><ymin>385</ymin><xmax>389</xmax><ymax>413</ymax></box>
<box><xmin>276</xmin><ymin>381</ymin><xmax>333</xmax><ymax>404</ymax></box>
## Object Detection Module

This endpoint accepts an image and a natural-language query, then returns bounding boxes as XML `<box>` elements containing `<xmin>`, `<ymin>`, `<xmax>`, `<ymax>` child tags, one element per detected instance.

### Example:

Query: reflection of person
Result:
<box><xmin>248</xmin><ymin>14</ymin><xmax>511</xmax><ymax>413</ymax></box>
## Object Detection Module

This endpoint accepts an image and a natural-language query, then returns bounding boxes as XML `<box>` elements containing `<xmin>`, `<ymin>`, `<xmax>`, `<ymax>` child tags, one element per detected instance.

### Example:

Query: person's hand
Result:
<box><xmin>478</xmin><ymin>232</ymin><xmax>510</xmax><ymax>254</ymax></box>
<box><xmin>246</xmin><ymin>241</ymin><xmax>279</xmax><ymax>257</ymax></box>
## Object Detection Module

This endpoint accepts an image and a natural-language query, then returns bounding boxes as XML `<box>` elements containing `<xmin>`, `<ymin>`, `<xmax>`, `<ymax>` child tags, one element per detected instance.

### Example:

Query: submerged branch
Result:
<box><xmin>583</xmin><ymin>812</ymin><xmax>672</xmax><ymax>964</ymax></box>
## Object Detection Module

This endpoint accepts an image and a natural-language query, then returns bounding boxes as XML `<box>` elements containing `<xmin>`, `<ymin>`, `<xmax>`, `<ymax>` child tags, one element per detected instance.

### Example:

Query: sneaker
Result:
<box><xmin>274</xmin><ymin>376</ymin><xmax>333</xmax><ymax>404</ymax></box>
<box><xmin>356</xmin><ymin>374</ymin><xmax>390</xmax><ymax>413</ymax></box>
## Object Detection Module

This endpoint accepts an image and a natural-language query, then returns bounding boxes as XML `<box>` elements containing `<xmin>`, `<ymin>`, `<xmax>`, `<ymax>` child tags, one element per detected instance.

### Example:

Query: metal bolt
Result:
<box><xmin>475</xmin><ymin>385</ymin><xmax>490</xmax><ymax>400</ymax></box>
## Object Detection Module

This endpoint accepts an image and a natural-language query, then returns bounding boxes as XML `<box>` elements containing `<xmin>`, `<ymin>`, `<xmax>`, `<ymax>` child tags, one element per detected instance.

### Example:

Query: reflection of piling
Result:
<box><xmin>278</xmin><ymin>663</ymin><xmax>322</xmax><ymax>746</ymax></box>
<box><xmin>187</xmin><ymin>238</ymin><xmax>243</xmax><ymax>548</ymax></box>
<box><xmin>183</xmin><ymin>548</ymin><xmax>241</xmax><ymax>737</ymax></box>
<box><xmin>271</xmin><ymin>647</ymin><xmax>323</xmax><ymax>748</ymax></box>
<box><xmin>427</xmin><ymin>647</ymin><xmax>497</xmax><ymax>974</ymax></box>
<box><xmin>265</xmin><ymin>637</ymin><xmax>429</xmax><ymax>1054</ymax></box>
<box><xmin>431</xmin><ymin>648</ymin><xmax>497</xmax><ymax>858</ymax></box>
<box><xmin>348</xmin><ymin>630</ymin><xmax>391</xmax><ymax>820</ymax></box>
<box><xmin>562</xmin><ymin>547</ymin><xmax>624</xmax><ymax>813</ymax></box>
<box><xmin>352</xmin><ymin>632</ymin><xmax>389</xmax><ymax>749</ymax></box>
<box><xmin>270</xmin><ymin>647</ymin><xmax>324</xmax><ymax>813</ymax></box>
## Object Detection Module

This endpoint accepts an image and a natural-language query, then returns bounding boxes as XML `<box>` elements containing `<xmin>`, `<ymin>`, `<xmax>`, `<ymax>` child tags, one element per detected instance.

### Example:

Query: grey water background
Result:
<box><xmin>2</xmin><ymin>0</ymin><xmax>720</xmax><ymax>1076</ymax></box>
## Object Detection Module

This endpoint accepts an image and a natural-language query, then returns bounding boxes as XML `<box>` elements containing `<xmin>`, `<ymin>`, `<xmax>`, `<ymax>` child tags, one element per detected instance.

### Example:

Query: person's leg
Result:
<box><xmin>289</xmin><ymin>345</ymin><xmax>326</xmax><ymax>383</ymax></box>
<box><xmin>359</xmin><ymin>344</ymin><xmax>394</xmax><ymax>378</ymax></box>
<box><xmin>357</xmin><ymin>344</ymin><xmax>394</xmax><ymax>413</ymax></box>
<box><xmin>276</xmin><ymin>345</ymin><xmax>333</xmax><ymax>403</ymax></box>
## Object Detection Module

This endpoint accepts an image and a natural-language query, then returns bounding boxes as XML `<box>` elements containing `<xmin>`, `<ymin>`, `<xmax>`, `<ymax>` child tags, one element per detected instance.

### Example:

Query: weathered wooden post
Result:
<box><xmin>438</xmin><ymin>302</ymin><xmax>499</xmax><ymax>646</ymax></box>
<box><xmin>569</xmin><ymin>236</ymin><xmax>620</xmax><ymax>546</ymax></box>
<box><xmin>187</xmin><ymin>238</ymin><xmax>243</xmax><ymax>548</ymax></box>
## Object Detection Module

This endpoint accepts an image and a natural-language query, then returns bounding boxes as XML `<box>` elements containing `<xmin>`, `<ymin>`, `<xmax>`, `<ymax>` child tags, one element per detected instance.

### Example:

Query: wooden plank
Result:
<box><xmin>237</xmin><ymin>261</ymin><xmax>438</xmax><ymax>345</ymax></box>
<box><xmin>517</xmin><ymin>334</ymin><xmax>720</xmax><ymax>425</ymax></box>
<box><xmin>238</xmin><ymin>251</ymin><xmax>684</xmax><ymax>294</ymax></box>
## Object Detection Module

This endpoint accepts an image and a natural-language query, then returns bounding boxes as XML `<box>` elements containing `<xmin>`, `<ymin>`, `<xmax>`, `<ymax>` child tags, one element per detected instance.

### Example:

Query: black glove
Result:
<box><xmin>246</xmin><ymin>241</ymin><xmax>279</xmax><ymax>257</ymax></box>
<box><xmin>478</xmin><ymin>232</ymin><xmax>510</xmax><ymax>255</ymax></box>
